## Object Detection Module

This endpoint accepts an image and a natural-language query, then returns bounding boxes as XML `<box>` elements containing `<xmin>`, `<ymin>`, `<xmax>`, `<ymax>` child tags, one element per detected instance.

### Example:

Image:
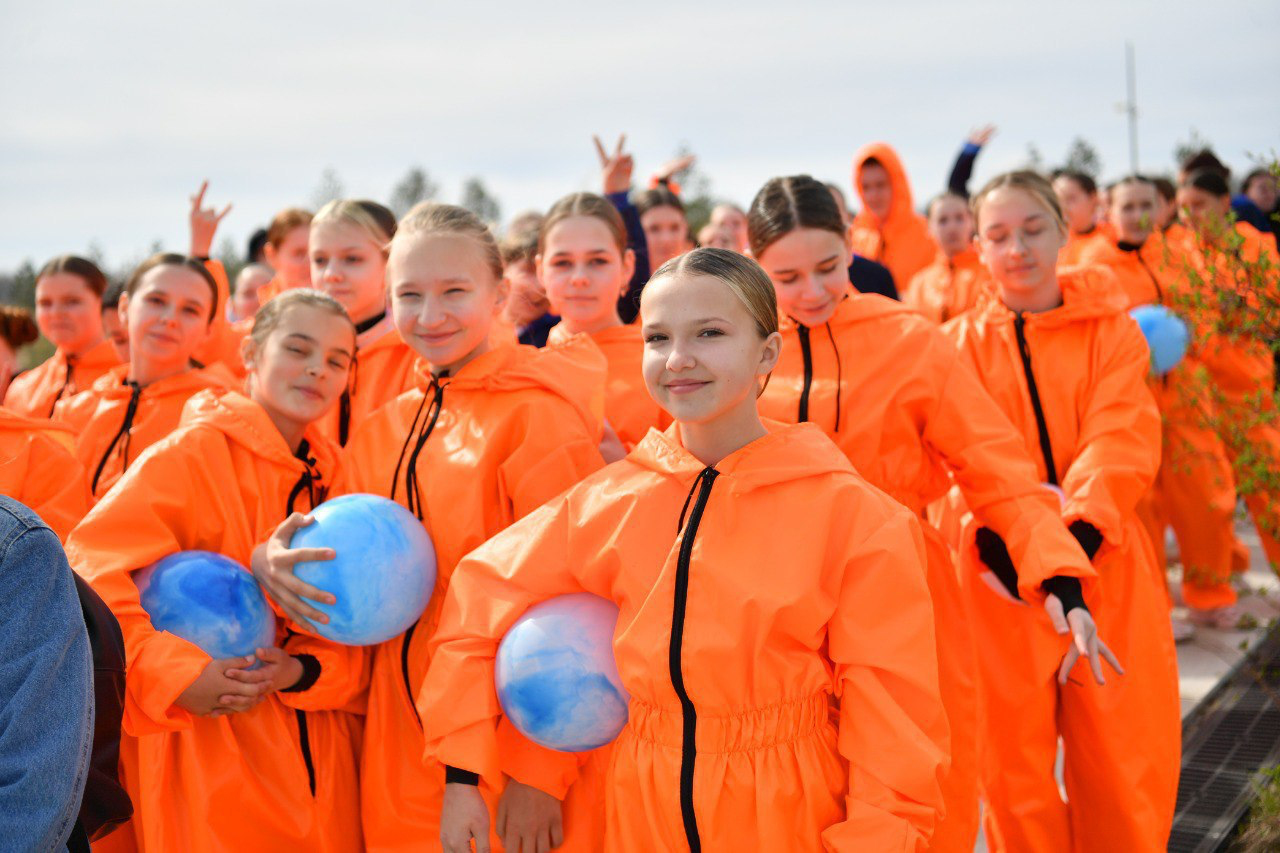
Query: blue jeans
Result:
<box><xmin>0</xmin><ymin>496</ymin><xmax>92</xmax><ymax>851</ymax></box>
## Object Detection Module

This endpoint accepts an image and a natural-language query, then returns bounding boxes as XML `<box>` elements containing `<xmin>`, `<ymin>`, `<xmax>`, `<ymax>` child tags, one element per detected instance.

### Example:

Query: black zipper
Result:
<box><xmin>671</xmin><ymin>467</ymin><xmax>718</xmax><ymax>853</ymax></box>
<box><xmin>91</xmin><ymin>381</ymin><xmax>142</xmax><ymax>495</ymax></box>
<box><xmin>295</xmin><ymin>709</ymin><xmax>317</xmax><ymax>796</ymax></box>
<box><xmin>1012</xmin><ymin>315</ymin><xmax>1059</xmax><ymax>485</ymax></box>
<box><xmin>49</xmin><ymin>360</ymin><xmax>74</xmax><ymax>417</ymax></box>
<box><xmin>797</xmin><ymin>325</ymin><xmax>813</xmax><ymax>423</ymax></box>
<box><xmin>401</xmin><ymin>621</ymin><xmax>423</xmax><ymax>729</ymax></box>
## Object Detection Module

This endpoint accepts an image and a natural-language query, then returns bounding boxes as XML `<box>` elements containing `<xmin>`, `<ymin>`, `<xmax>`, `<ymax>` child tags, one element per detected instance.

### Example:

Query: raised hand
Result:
<box><xmin>189</xmin><ymin>179</ymin><xmax>232</xmax><ymax>258</ymax></box>
<box><xmin>966</xmin><ymin>124</ymin><xmax>997</xmax><ymax>148</ymax></box>
<box><xmin>594</xmin><ymin>134</ymin><xmax>633</xmax><ymax>196</ymax></box>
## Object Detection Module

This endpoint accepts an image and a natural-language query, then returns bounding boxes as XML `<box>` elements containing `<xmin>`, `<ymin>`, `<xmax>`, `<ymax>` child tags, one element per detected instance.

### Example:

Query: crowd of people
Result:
<box><xmin>2</xmin><ymin>127</ymin><xmax>1278</xmax><ymax>852</ymax></box>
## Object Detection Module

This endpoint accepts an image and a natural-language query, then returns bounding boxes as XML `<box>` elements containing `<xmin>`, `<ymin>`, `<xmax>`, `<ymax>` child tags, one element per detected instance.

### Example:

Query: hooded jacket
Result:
<box><xmin>336</xmin><ymin>339</ymin><xmax>608</xmax><ymax>850</ymax></box>
<box><xmin>850</xmin><ymin>144</ymin><xmax>938</xmax><ymax>294</ymax></box>
<box><xmin>547</xmin><ymin>323</ymin><xmax>671</xmax><ymax>449</ymax></box>
<box><xmin>4</xmin><ymin>337</ymin><xmax>121</xmax><ymax>419</ymax></box>
<box><xmin>905</xmin><ymin>247</ymin><xmax>991</xmax><ymax>324</ymax></box>
<box><xmin>55</xmin><ymin>363</ymin><xmax>236</xmax><ymax>500</ymax></box>
<box><xmin>939</xmin><ymin>268</ymin><xmax>1179</xmax><ymax>851</ymax></box>
<box><xmin>0</xmin><ymin>407</ymin><xmax>89</xmax><ymax>541</ymax></box>
<box><xmin>66</xmin><ymin>389</ymin><xmax>367</xmax><ymax>852</ymax></box>
<box><xmin>421</xmin><ymin>422</ymin><xmax>947</xmax><ymax>851</ymax></box>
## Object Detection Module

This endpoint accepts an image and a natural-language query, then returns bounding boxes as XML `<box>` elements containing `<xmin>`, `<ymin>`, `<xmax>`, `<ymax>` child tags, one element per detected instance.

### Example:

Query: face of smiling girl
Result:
<box><xmin>388</xmin><ymin>232</ymin><xmax>507</xmax><ymax>375</ymax></box>
<box><xmin>976</xmin><ymin>186</ymin><xmax>1067</xmax><ymax>312</ymax></box>
<box><xmin>121</xmin><ymin>265</ymin><xmax>213</xmax><ymax>384</ymax></box>
<box><xmin>754</xmin><ymin>228</ymin><xmax>851</xmax><ymax>327</ymax></box>
<box><xmin>641</xmin><ymin>272</ymin><xmax>779</xmax><ymax>428</ymax></box>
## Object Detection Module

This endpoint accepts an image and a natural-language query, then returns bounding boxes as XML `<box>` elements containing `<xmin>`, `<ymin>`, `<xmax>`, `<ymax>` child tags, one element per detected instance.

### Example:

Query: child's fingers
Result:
<box><xmin>1057</xmin><ymin>645</ymin><xmax>1080</xmax><ymax>685</ymax></box>
<box><xmin>1100</xmin><ymin>641</ymin><xmax>1125</xmax><ymax>676</ymax></box>
<box><xmin>281</xmin><ymin>546</ymin><xmax>336</xmax><ymax>570</ymax></box>
<box><xmin>273</xmin><ymin>512</ymin><xmax>315</xmax><ymax>543</ymax></box>
<box><xmin>592</xmin><ymin>135</ymin><xmax>607</xmax><ymax>165</ymax></box>
<box><xmin>1087</xmin><ymin>641</ymin><xmax>1107</xmax><ymax>686</ymax></box>
<box><xmin>191</xmin><ymin>179</ymin><xmax>208</xmax><ymax>210</ymax></box>
<box><xmin>225</xmin><ymin>666</ymin><xmax>274</xmax><ymax>685</ymax></box>
<box><xmin>279</xmin><ymin>569</ymin><xmax>336</xmax><ymax>606</ymax></box>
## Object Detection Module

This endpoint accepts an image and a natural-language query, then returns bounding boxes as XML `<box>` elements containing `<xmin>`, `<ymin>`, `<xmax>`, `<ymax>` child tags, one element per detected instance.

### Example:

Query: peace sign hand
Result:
<box><xmin>594</xmin><ymin>134</ymin><xmax>633</xmax><ymax>196</ymax></box>
<box><xmin>189</xmin><ymin>179</ymin><xmax>233</xmax><ymax>257</ymax></box>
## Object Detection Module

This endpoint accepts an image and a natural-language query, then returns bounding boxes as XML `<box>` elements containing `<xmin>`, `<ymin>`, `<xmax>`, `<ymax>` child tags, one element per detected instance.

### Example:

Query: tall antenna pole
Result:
<box><xmin>1125</xmin><ymin>41</ymin><xmax>1139</xmax><ymax>172</ymax></box>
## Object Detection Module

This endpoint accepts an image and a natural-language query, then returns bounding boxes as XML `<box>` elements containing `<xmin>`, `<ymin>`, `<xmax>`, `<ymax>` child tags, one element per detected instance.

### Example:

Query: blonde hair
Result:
<box><xmin>248</xmin><ymin>288</ymin><xmax>353</xmax><ymax>350</ymax></box>
<box><xmin>539</xmin><ymin>192</ymin><xmax>627</xmax><ymax>256</ymax></box>
<box><xmin>971</xmin><ymin>171</ymin><xmax>1067</xmax><ymax>232</ymax></box>
<box><xmin>312</xmin><ymin>199</ymin><xmax>398</xmax><ymax>256</ymax></box>
<box><xmin>393</xmin><ymin>202</ymin><xmax>503</xmax><ymax>281</ymax></box>
<box><xmin>267</xmin><ymin>208</ymin><xmax>313</xmax><ymax>248</ymax></box>
<box><xmin>649</xmin><ymin>247</ymin><xmax>778</xmax><ymax>339</ymax></box>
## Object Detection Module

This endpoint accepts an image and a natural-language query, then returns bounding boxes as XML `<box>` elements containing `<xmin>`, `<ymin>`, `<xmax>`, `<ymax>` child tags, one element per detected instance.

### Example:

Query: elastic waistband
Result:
<box><xmin>625</xmin><ymin>693</ymin><xmax>831</xmax><ymax>755</ymax></box>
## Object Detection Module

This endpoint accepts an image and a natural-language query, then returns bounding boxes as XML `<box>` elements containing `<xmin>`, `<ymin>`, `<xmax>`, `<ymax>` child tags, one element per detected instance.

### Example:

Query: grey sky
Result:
<box><xmin>1</xmin><ymin>0</ymin><xmax>1276</xmax><ymax>273</ymax></box>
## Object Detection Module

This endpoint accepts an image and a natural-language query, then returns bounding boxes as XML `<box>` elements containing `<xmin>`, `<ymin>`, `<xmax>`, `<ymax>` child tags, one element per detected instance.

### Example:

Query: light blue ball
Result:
<box><xmin>136</xmin><ymin>551</ymin><xmax>276</xmax><ymax>660</ymax></box>
<box><xmin>496</xmin><ymin>593</ymin><xmax>629</xmax><ymax>752</ymax></box>
<box><xmin>290</xmin><ymin>493</ymin><xmax>436</xmax><ymax>646</ymax></box>
<box><xmin>1130</xmin><ymin>304</ymin><xmax>1190</xmax><ymax>376</ymax></box>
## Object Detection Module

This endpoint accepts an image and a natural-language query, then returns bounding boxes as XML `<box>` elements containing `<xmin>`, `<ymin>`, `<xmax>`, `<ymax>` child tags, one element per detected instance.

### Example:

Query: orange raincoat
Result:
<box><xmin>941</xmin><ymin>267</ymin><xmax>1180</xmax><ymax>851</ymax></box>
<box><xmin>1183</xmin><ymin>222</ymin><xmax>1280</xmax><ymax>574</ymax></box>
<box><xmin>756</xmin><ymin>293</ymin><xmax>1096</xmax><ymax>852</ymax></box>
<box><xmin>548</xmin><ymin>323</ymin><xmax>671</xmax><ymax>449</ymax></box>
<box><xmin>67</xmin><ymin>389</ymin><xmax>366</xmax><ymax>852</ymax></box>
<box><xmin>3</xmin><ymin>337</ymin><xmax>120</xmax><ymax>419</ymax></box>
<box><xmin>904</xmin><ymin>247</ymin><xmax>991</xmax><ymax>324</ymax></box>
<box><xmin>0</xmin><ymin>406</ymin><xmax>89</xmax><ymax>540</ymax></box>
<box><xmin>313</xmin><ymin>315</ymin><xmax>419</xmax><ymax>447</ymax></box>
<box><xmin>54</xmin><ymin>363</ymin><xmax>235</xmax><ymax>500</ymax></box>
<box><xmin>1058</xmin><ymin>225</ymin><xmax>1112</xmax><ymax>268</ymax></box>
<box><xmin>850</xmin><ymin>144</ymin><xmax>938</xmax><ymax>296</ymax></box>
<box><xmin>337</xmin><ymin>340</ymin><xmax>608</xmax><ymax>851</ymax></box>
<box><xmin>1077</xmin><ymin>234</ymin><xmax>1239</xmax><ymax>608</ymax></box>
<box><xmin>421</xmin><ymin>421</ymin><xmax>947</xmax><ymax>850</ymax></box>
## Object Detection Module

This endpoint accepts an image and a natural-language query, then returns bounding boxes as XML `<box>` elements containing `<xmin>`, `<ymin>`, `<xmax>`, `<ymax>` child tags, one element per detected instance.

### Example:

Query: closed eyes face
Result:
<box><xmin>35</xmin><ymin>273</ymin><xmax>103</xmax><ymax>352</ymax></box>
<box><xmin>310</xmin><ymin>221</ymin><xmax>388</xmax><ymax>325</ymax></box>
<box><xmin>754</xmin><ymin>228</ymin><xmax>851</xmax><ymax>328</ymax></box>
<box><xmin>248</xmin><ymin>303</ymin><xmax>355</xmax><ymax>432</ymax></box>
<box><xmin>537</xmin><ymin>216</ymin><xmax>634</xmax><ymax>334</ymax></box>
<box><xmin>640</xmin><ymin>272</ymin><xmax>779</xmax><ymax>426</ymax></box>
<box><xmin>121</xmin><ymin>266</ymin><xmax>213</xmax><ymax>370</ymax></box>
<box><xmin>976</xmin><ymin>187</ymin><xmax>1066</xmax><ymax>296</ymax></box>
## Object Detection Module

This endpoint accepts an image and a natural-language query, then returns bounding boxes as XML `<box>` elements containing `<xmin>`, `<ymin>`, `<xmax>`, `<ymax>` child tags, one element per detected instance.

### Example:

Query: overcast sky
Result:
<box><xmin>1</xmin><ymin>0</ymin><xmax>1276</xmax><ymax>273</ymax></box>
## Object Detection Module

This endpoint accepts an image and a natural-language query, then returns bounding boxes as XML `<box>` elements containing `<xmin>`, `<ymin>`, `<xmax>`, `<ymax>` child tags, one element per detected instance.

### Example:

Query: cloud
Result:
<box><xmin>1</xmin><ymin>0</ymin><xmax>1276</xmax><ymax>271</ymax></box>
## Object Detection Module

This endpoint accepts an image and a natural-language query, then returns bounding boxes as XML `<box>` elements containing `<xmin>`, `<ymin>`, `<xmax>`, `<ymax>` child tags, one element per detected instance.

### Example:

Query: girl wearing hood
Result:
<box><xmin>66</xmin><ymin>289</ymin><xmax>367</xmax><ymax>851</ymax></box>
<box><xmin>849</xmin><ymin>143</ymin><xmax>938</xmax><ymax>295</ymax></box>
<box><xmin>944</xmin><ymin>170</ymin><xmax>1179</xmax><ymax>850</ymax></box>
<box><xmin>749</xmin><ymin>174</ymin><xmax>1106</xmax><ymax>853</ymax></box>
<box><xmin>421</xmin><ymin>247</ymin><xmax>949</xmax><ymax>851</ymax></box>
<box><xmin>254</xmin><ymin>203</ymin><xmax>609</xmax><ymax>852</ymax></box>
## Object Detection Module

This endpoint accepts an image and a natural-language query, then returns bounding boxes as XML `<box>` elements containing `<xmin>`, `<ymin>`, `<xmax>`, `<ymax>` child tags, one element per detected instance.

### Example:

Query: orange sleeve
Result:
<box><xmin>420</xmin><ymin>497</ymin><xmax>590</xmax><ymax>790</ymax></box>
<box><xmin>20</xmin><ymin>432</ymin><xmax>90</xmax><ymax>542</ymax></box>
<box><xmin>1059</xmin><ymin>317</ymin><xmax>1161</xmax><ymax>545</ymax></box>
<box><xmin>490</xmin><ymin>402</ymin><xmax>606</xmax><ymax>794</ymax></box>
<box><xmin>279</xmin><ymin>630</ymin><xmax>371</xmax><ymax>714</ymax></box>
<box><xmin>824</xmin><ymin>501</ymin><xmax>945</xmax><ymax>851</ymax></box>
<box><xmin>65</xmin><ymin>430</ymin><xmax>237</xmax><ymax>735</ymax></box>
<box><xmin>921</xmin><ymin>336</ymin><xmax>1096</xmax><ymax>598</ymax></box>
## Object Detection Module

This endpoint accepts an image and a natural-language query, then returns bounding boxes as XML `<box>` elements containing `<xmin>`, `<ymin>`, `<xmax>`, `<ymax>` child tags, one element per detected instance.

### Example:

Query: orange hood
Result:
<box><xmin>412</xmin><ymin>338</ymin><xmax>606</xmax><ymax>436</ymax></box>
<box><xmin>179</xmin><ymin>387</ymin><xmax>342</xmax><ymax>475</ymax></box>
<box><xmin>852</xmin><ymin>142</ymin><xmax>918</xmax><ymax>228</ymax></box>
<box><xmin>627</xmin><ymin>420</ymin><xmax>855</xmax><ymax>493</ymax></box>
<box><xmin>973</xmin><ymin>266</ymin><xmax>1128</xmax><ymax>328</ymax></box>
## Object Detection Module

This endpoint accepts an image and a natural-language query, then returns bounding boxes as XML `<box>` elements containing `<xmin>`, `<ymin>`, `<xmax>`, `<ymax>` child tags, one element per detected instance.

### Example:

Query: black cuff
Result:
<box><xmin>1068</xmin><ymin>520</ymin><xmax>1104</xmax><ymax>561</ymax></box>
<box><xmin>192</xmin><ymin>255</ymin><xmax>211</xmax><ymax>263</ymax></box>
<box><xmin>975</xmin><ymin>526</ymin><xmax>1021</xmax><ymax>600</ymax></box>
<box><xmin>1042</xmin><ymin>575</ymin><xmax>1087</xmax><ymax>616</ymax></box>
<box><xmin>280</xmin><ymin>654</ymin><xmax>321</xmax><ymax>693</ymax></box>
<box><xmin>445</xmin><ymin>766</ymin><xmax>480</xmax><ymax>786</ymax></box>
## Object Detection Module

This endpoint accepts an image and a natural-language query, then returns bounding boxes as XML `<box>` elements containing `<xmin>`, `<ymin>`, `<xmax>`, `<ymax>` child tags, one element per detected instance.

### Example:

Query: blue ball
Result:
<box><xmin>1130</xmin><ymin>304</ymin><xmax>1190</xmax><ymax>376</ymax></box>
<box><xmin>135</xmin><ymin>551</ymin><xmax>276</xmax><ymax>660</ymax></box>
<box><xmin>290</xmin><ymin>493</ymin><xmax>436</xmax><ymax>646</ymax></box>
<box><xmin>496</xmin><ymin>593</ymin><xmax>629</xmax><ymax>752</ymax></box>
